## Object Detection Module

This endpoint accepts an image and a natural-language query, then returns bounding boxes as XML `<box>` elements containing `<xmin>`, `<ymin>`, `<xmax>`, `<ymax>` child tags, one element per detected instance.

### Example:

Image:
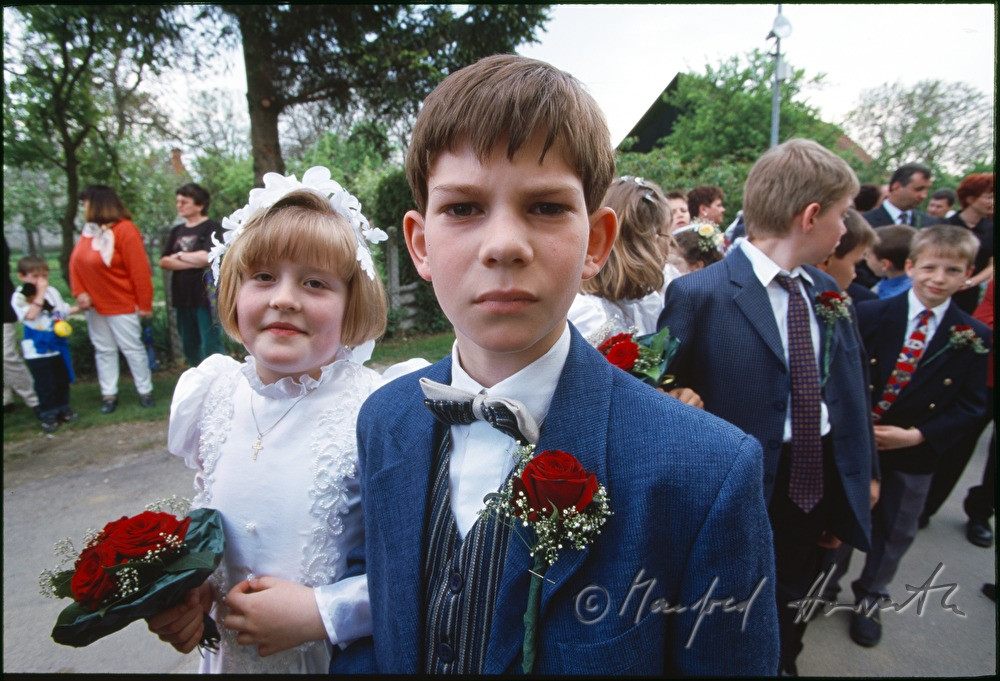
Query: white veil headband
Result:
<box><xmin>207</xmin><ymin>166</ymin><xmax>388</xmax><ymax>283</ymax></box>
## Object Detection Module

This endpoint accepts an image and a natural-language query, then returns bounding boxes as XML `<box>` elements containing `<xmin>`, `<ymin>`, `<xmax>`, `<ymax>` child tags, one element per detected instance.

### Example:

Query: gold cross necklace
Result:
<box><xmin>248</xmin><ymin>389</ymin><xmax>315</xmax><ymax>461</ymax></box>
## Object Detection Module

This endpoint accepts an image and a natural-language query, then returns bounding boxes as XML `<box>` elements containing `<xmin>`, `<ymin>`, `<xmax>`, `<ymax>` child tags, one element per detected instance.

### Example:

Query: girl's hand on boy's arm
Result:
<box><xmin>223</xmin><ymin>576</ymin><xmax>327</xmax><ymax>657</ymax></box>
<box><xmin>664</xmin><ymin>386</ymin><xmax>704</xmax><ymax>409</ymax></box>
<box><xmin>146</xmin><ymin>582</ymin><xmax>213</xmax><ymax>653</ymax></box>
<box><xmin>873</xmin><ymin>425</ymin><xmax>924</xmax><ymax>450</ymax></box>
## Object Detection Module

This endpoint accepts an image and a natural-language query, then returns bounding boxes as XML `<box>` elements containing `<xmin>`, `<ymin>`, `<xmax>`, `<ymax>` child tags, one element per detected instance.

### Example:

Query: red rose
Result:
<box><xmin>818</xmin><ymin>291</ymin><xmax>842</xmax><ymax>307</ymax></box>
<box><xmin>70</xmin><ymin>542</ymin><xmax>123</xmax><ymax>610</ymax></box>
<box><xmin>605</xmin><ymin>340</ymin><xmax>639</xmax><ymax>371</ymax></box>
<box><xmin>512</xmin><ymin>450</ymin><xmax>599</xmax><ymax>522</ymax></box>
<box><xmin>100</xmin><ymin>511</ymin><xmax>191</xmax><ymax>560</ymax></box>
<box><xmin>597</xmin><ymin>333</ymin><xmax>634</xmax><ymax>355</ymax></box>
<box><xmin>953</xmin><ymin>325</ymin><xmax>971</xmax><ymax>333</ymax></box>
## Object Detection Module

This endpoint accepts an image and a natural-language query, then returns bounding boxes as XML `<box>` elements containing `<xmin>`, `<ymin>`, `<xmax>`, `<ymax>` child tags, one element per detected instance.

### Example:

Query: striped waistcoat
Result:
<box><xmin>422</xmin><ymin>432</ymin><xmax>512</xmax><ymax>674</ymax></box>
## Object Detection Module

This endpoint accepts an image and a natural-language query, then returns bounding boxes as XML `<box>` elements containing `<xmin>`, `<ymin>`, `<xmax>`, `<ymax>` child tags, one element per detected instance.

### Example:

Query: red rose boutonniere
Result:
<box><xmin>922</xmin><ymin>324</ymin><xmax>989</xmax><ymax>366</ymax></box>
<box><xmin>480</xmin><ymin>446</ymin><xmax>611</xmax><ymax>673</ymax></box>
<box><xmin>814</xmin><ymin>291</ymin><xmax>852</xmax><ymax>386</ymax></box>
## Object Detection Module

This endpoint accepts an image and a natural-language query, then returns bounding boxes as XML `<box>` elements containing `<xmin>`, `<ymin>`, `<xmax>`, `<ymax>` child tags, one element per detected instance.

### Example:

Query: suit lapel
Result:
<box><xmin>484</xmin><ymin>329</ymin><xmax>612</xmax><ymax>673</ymax></box>
<box><xmin>368</xmin><ymin>359</ymin><xmax>451</xmax><ymax>671</ymax></box>
<box><xmin>874</xmin><ymin>296</ymin><xmax>909</xmax><ymax>391</ymax></box>
<box><xmin>801</xmin><ymin>270</ymin><xmax>842</xmax><ymax>378</ymax></box>
<box><xmin>907</xmin><ymin>302</ymin><xmax>961</xmax><ymax>393</ymax></box>
<box><xmin>729</xmin><ymin>248</ymin><xmax>786</xmax><ymax>365</ymax></box>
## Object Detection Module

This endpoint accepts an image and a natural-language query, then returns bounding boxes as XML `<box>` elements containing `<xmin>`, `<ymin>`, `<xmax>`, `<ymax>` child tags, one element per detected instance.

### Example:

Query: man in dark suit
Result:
<box><xmin>855</xmin><ymin>163</ymin><xmax>942</xmax><ymax>287</ymax></box>
<box><xmin>659</xmin><ymin>139</ymin><xmax>878</xmax><ymax>676</ymax></box>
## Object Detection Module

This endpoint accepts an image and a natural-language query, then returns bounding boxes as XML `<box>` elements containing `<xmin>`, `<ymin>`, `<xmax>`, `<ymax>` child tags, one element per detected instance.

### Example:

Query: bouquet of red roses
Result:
<box><xmin>596</xmin><ymin>325</ymin><xmax>681</xmax><ymax>390</ymax></box>
<box><xmin>40</xmin><ymin>498</ymin><xmax>224</xmax><ymax>648</ymax></box>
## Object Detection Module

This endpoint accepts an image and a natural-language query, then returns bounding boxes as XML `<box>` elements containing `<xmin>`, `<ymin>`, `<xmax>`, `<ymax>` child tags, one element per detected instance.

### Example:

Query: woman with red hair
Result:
<box><xmin>947</xmin><ymin>172</ymin><xmax>994</xmax><ymax>312</ymax></box>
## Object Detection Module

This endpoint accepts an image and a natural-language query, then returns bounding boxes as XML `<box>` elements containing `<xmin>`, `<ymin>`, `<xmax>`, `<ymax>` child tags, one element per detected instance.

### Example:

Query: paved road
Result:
<box><xmin>3</xmin><ymin>424</ymin><xmax>995</xmax><ymax>674</ymax></box>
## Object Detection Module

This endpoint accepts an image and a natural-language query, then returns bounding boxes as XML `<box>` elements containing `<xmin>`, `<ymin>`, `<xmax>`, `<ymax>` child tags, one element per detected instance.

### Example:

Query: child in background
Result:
<box><xmin>147</xmin><ymin>169</ymin><xmax>392</xmax><ymax>673</ymax></box>
<box><xmin>11</xmin><ymin>256</ymin><xmax>78</xmax><ymax>432</ymax></box>
<box><xmin>671</xmin><ymin>223</ymin><xmax>725</xmax><ymax>274</ymax></box>
<box><xmin>568</xmin><ymin>175</ymin><xmax>671</xmax><ymax>337</ymax></box>
<box><xmin>865</xmin><ymin>225</ymin><xmax>916</xmax><ymax>299</ymax></box>
<box><xmin>815</xmin><ymin>209</ymin><xmax>878</xmax><ymax>301</ymax></box>
<box><xmin>832</xmin><ymin>224</ymin><xmax>991</xmax><ymax>648</ymax></box>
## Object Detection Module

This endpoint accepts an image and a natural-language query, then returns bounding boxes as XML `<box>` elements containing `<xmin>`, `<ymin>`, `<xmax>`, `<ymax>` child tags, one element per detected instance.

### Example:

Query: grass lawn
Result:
<box><xmin>4</xmin><ymin>331</ymin><xmax>454</xmax><ymax>443</ymax></box>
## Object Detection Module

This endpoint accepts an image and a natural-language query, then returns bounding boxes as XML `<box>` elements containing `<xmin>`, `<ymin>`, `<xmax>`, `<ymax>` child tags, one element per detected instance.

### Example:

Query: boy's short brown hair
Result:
<box><xmin>216</xmin><ymin>190</ymin><xmax>387</xmax><ymax>347</ymax></box>
<box><xmin>872</xmin><ymin>225</ymin><xmax>917</xmax><ymax>270</ymax></box>
<box><xmin>834</xmin><ymin>209</ymin><xmax>877</xmax><ymax>259</ymax></box>
<box><xmin>406</xmin><ymin>54</ymin><xmax>615</xmax><ymax>215</ymax></box>
<box><xmin>742</xmin><ymin>139</ymin><xmax>859</xmax><ymax>239</ymax></box>
<box><xmin>909</xmin><ymin>224</ymin><xmax>979</xmax><ymax>267</ymax></box>
<box><xmin>16</xmin><ymin>256</ymin><xmax>49</xmax><ymax>276</ymax></box>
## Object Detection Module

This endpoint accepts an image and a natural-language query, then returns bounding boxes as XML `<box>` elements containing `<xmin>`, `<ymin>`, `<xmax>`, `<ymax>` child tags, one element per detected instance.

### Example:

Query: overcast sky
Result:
<box><xmin>519</xmin><ymin>3</ymin><xmax>997</xmax><ymax>145</ymax></box>
<box><xmin>151</xmin><ymin>3</ymin><xmax>995</xmax><ymax>152</ymax></box>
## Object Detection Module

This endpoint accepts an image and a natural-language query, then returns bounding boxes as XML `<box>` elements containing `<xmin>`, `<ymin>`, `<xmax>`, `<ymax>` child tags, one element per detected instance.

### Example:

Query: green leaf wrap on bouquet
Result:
<box><xmin>51</xmin><ymin>507</ymin><xmax>225</xmax><ymax>648</ymax></box>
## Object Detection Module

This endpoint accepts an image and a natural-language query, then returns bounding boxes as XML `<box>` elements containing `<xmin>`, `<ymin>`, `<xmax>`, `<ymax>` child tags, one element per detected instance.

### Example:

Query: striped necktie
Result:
<box><xmin>776</xmin><ymin>274</ymin><xmax>824</xmax><ymax>512</ymax></box>
<box><xmin>872</xmin><ymin>309</ymin><xmax>934</xmax><ymax>422</ymax></box>
<box><xmin>898</xmin><ymin>211</ymin><xmax>911</xmax><ymax>225</ymax></box>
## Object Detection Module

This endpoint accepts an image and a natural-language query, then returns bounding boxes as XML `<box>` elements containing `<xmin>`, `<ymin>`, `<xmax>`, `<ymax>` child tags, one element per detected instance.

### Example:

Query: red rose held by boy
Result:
<box><xmin>513</xmin><ymin>450</ymin><xmax>599</xmax><ymax>522</ymax></box>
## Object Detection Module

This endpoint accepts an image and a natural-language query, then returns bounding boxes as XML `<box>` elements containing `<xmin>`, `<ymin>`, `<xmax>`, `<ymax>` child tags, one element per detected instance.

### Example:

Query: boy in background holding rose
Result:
<box><xmin>331</xmin><ymin>54</ymin><xmax>779</xmax><ymax>675</ymax></box>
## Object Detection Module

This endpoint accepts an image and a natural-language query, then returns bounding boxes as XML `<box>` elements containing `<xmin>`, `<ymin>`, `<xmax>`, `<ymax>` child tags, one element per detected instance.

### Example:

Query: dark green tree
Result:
<box><xmin>3</xmin><ymin>5</ymin><xmax>184</xmax><ymax>278</ymax></box>
<box><xmin>220</xmin><ymin>4</ymin><xmax>551</xmax><ymax>184</ymax></box>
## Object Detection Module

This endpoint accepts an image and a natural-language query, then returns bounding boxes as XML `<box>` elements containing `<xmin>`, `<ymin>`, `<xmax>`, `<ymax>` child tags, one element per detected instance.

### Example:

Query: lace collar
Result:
<box><xmin>240</xmin><ymin>340</ymin><xmax>374</xmax><ymax>399</ymax></box>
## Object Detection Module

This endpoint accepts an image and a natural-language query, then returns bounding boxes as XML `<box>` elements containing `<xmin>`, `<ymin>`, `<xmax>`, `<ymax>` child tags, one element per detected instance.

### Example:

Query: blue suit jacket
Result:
<box><xmin>657</xmin><ymin>247</ymin><xmax>877</xmax><ymax>551</ymax></box>
<box><xmin>856</xmin><ymin>293</ymin><xmax>991</xmax><ymax>474</ymax></box>
<box><xmin>332</xmin><ymin>327</ymin><xmax>779</xmax><ymax>675</ymax></box>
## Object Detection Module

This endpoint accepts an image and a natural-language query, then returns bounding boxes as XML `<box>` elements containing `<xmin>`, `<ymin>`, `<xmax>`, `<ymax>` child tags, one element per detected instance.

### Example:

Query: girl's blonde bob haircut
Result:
<box><xmin>215</xmin><ymin>189</ymin><xmax>387</xmax><ymax>347</ymax></box>
<box><xmin>581</xmin><ymin>177</ymin><xmax>669</xmax><ymax>301</ymax></box>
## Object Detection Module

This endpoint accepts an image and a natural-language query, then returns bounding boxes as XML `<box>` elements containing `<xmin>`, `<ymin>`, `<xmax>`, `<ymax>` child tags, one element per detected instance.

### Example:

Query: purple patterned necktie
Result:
<box><xmin>776</xmin><ymin>275</ymin><xmax>823</xmax><ymax>512</ymax></box>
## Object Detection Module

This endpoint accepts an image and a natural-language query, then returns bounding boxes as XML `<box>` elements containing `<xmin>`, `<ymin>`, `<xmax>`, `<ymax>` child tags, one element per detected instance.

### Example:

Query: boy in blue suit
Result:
<box><xmin>332</xmin><ymin>55</ymin><xmax>779</xmax><ymax>675</ymax></box>
<box><xmin>658</xmin><ymin>139</ymin><xmax>879</xmax><ymax>676</ymax></box>
<box><xmin>831</xmin><ymin>224</ymin><xmax>991</xmax><ymax>647</ymax></box>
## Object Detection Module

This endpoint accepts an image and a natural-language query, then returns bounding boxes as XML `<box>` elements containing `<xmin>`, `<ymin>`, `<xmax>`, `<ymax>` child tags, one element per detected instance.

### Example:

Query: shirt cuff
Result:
<box><xmin>313</xmin><ymin>575</ymin><xmax>371</xmax><ymax>649</ymax></box>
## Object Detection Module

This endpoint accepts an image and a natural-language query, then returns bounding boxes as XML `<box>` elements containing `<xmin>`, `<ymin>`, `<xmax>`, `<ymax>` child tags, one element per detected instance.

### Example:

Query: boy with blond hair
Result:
<box><xmin>833</xmin><ymin>224</ymin><xmax>991</xmax><ymax>647</ymax></box>
<box><xmin>332</xmin><ymin>54</ymin><xmax>778</xmax><ymax>675</ymax></box>
<box><xmin>658</xmin><ymin>139</ymin><xmax>878</xmax><ymax>675</ymax></box>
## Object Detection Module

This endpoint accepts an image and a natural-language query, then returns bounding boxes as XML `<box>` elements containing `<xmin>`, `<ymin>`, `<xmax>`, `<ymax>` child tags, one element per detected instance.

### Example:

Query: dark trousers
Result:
<box><xmin>922</xmin><ymin>390</ymin><xmax>994</xmax><ymax>521</ymax></box>
<box><xmin>175</xmin><ymin>306</ymin><xmax>225</xmax><ymax>367</ymax></box>
<box><xmin>26</xmin><ymin>355</ymin><xmax>70</xmax><ymax>422</ymax></box>
<box><xmin>769</xmin><ymin>435</ymin><xmax>846</xmax><ymax>672</ymax></box>
<box><xmin>964</xmin><ymin>425</ymin><xmax>995</xmax><ymax>523</ymax></box>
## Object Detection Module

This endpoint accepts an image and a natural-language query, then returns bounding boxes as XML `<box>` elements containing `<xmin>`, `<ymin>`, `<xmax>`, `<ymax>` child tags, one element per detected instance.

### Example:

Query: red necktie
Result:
<box><xmin>872</xmin><ymin>309</ymin><xmax>934</xmax><ymax>421</ymax></box>
<box><xmin>776</xmin><ymin>275</ymin><xmax>823</xmax><ymax>512</ymax></box>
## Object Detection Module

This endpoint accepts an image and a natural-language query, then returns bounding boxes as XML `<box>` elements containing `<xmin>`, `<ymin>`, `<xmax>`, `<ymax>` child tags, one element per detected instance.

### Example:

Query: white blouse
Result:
<box><xmin>568</xmin><ymin>290</ymin><xmax>666</xmax><ymax>341</ymax></box>
<box><xmin>167</xmin><ymin>347</ymin><xmax>379</xmax><ymax>673</ymax></box>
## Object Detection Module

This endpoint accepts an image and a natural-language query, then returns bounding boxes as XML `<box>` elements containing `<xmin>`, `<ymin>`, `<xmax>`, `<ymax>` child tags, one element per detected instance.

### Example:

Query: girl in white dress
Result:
<box><xmin>147</xmin><ymin>168</ymin><xmax>391</xmax><ymax>673</ymax></box>
<box><xmin>568</xmin><ymin>176</ymin><xmax>676</xmax><ymax>338</ymax></box>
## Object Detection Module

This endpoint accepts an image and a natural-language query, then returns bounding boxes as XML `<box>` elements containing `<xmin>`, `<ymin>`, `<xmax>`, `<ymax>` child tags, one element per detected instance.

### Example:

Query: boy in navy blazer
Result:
<box><xmin>658</xmin><ymin>139</ymin><xmax>879</xmax><ymax>676</ymax></box>
<box><xmin>832</xmin><ymin>224</ymin><xmax>991</xmax><ymax>648</ymax></box>
<box><xmin>331</xmin><ymin>55</ymin><xmax>779</xmax><ymax>675</ymax></box>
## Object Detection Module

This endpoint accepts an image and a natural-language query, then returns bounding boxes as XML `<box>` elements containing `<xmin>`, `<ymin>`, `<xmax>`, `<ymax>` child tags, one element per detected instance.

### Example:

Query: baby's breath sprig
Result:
<box><xmin>145</xmin><ymin>495</ymin><xmax>191</xmax><ymax>516</ymax></box>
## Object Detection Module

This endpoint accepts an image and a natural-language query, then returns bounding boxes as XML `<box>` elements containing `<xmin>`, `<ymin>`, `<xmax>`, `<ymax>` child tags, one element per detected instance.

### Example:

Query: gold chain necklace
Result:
<box><xmin>248</xmin><ymin>389</ymin><xmax>315</xmax><ymax>461</ymax></box>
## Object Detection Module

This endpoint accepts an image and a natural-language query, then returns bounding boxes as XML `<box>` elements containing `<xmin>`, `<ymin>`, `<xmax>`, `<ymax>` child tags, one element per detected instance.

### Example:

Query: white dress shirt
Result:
<box><xmin>741</xmin><ymin>240</ymin><xmax>832</xmax><ymax>440</ymax></box>
<box><xmin>881</xmin><ymin>200</ymin><xmax>909</xmax><ymax>225</ymax></box>
<box><xmin>447</xmin><ymin>325</ymin><xmax>571</xmax><ymax>538</ymax></box>
<box><xmin>905</xmin><ymin>288</ymin><xmax>948</xmax><ymax>344</ymax></box>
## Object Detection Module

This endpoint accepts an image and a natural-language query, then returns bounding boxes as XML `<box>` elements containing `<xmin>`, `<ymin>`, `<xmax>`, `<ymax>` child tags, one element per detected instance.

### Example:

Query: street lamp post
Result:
<box><xmin>768</xmin><ymin>4</ymin><xmax>792</xmax><ymax>148</ymax></box>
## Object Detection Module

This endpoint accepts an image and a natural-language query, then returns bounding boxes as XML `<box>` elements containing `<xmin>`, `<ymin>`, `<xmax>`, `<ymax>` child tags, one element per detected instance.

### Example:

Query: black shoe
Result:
<box><xmin>41</xmin><ymin>420</ymin><xmax>60</xmax><ymax>434</ymax></box>
<box><xmin>779</xmin><ymin>660</ymin><xmax>798</xmax><ymax>676</ymax></box>
<box><xmin>984</xmin><ymin>584</ymin><xmax>996</xmax><ymax>602</ymax></box>
<box><xmin>917</xmin><ymin>515</ymin><xmax>930</xmax><ymax>529</ymax></box>
<box><xmin>59</xmin><ymin>410</ymin><xmax>79</xmax><ymax>424</ymax></box>
<box><xmin>966</xmin><ymin>519</ymin><xmax>994</xmax><ymax>548</ymax></box>
<box><xmin>138</xmin><ymin>393</ymin><xmax>155</xmax><ymax>409</ymax></box>
<box><xmin>100</xmin><ymin>398</ymin><xmax>118</xmax><ymax>414</ymax></box>
<box><xmin>849</xmin><ymin>608</ymin><xmax>882</xmax><ymax>647</ymax></box>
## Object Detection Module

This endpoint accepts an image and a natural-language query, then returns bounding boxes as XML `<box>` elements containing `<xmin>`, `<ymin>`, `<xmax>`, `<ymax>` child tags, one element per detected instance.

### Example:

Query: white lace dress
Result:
<box><xmin>568</xmin><ymin>291</ymin><xmax>665</xmax><ymax>340</ymax></box>
<box><xmin>167</xmin><ymin>347</ymin><xmax>378</xmax><ymax>673</ymax></box>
